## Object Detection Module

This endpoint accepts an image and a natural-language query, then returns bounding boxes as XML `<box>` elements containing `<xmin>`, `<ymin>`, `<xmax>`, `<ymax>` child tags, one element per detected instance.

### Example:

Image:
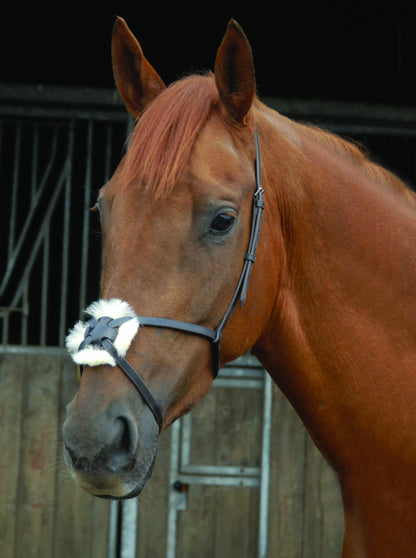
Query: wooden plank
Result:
<box><xmin>302</xmin><ymin>434</ymin><xmax>344</xmax><ymax>557</ymax></box>
<box><xmin>213</xmin><ymin>485</ymin><xmax>259</xmax><ymax>557</ymax></box>
<box><xmin>13</xmin><ymin>355</ymin><xmax>61</xmax><ymax>558</ymax></box>
<box><xmin>175</xmin><ymin>484</ymin><xmax>260</xmax><ymax>558</ymax></box>
<box><xmin>211</xmin><ymin>386</ymin><xmax>261</xmax><ymax>556</ymax></box>
<box><xmin>0</xmin><ymin>354</ymin><xmax>25</xmax><ymax>558</ymax></box>
<box><xmin>213</xmin><ymin>386</ymin><xmax>263</xmax><ymax>467</ymax></box>
<box><xmin>135</xmin><ymin>428</ymin><xmax>172</xmax><ymax>558</ymax></box>
<box><xmin>267</xmin><ymin>385</ymin><xmax>307</xmax><ymax>558</ymax></box>
<box><xmin>185</xmin><ymin>386</ymin><xmax>218</xmax><ymax>466</ymax></box>
<box><xmin>185</xmin><ymin>384</ymin><xmax>263</xmax><ymax>468</ymax></box>
<box><xmin>127</xmin><ymin>368</ymin><xmax>345</xmax><ymax>558</ymax></box>
<box><xmin>53</xmin><ymin>356</ymin><xmax>110</xmax><ymax>558</ymax></box>
<box><xmin>176</xmin><ymin>484</ymin><xmax>217</xmax><ymax>558</ymax></box>
<box><xmin>172</xmin><ymin>383</ymin><xmax>264</xmax><ymax>557</ymax></box>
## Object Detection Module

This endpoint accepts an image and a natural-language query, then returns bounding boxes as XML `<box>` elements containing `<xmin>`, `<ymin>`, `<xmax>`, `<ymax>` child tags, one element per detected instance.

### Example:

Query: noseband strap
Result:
<box><xmin>77</xmin><ymin>315</ymin><xmax>163</xmax><ymax>430</ymax></box>
<box><xmin>101</xmin><ymin>337</ymin><xmax>163</xmax><ymax>431</ymax></box>
<box><xmin>67</xmin><ymin>130</ymin><xmax>264</xmax><ymax>432</ymax></box>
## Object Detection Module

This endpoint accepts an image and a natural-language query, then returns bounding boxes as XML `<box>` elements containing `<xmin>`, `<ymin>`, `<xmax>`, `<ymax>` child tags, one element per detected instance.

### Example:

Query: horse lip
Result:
<box><xmin>95</xmin><ymin>484</ymin><xmax>143</xmax><ymax>500</ymax></box>
<box><xmin>64</xmin><ymin>444</ymin><xmax>157</xmax><ymax>500</ymax></box>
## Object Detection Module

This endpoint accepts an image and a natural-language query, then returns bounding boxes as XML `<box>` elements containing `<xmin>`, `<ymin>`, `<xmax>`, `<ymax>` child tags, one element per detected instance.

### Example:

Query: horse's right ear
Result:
<box><xmin>214</xmin><ymin>20</ymin><xmax>256</xmax><ymax>123</ymax></box>
<box><xmin>112</xmin><ymin>17</ymin><xmax>165</xmax><ymax>118</ymax></box>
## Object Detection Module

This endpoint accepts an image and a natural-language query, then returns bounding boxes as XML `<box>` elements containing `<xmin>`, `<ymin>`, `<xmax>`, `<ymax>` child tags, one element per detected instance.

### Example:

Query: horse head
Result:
<box><xmin>62</xmin><ymin>18</ymin><xmax>274</xmax><ymax>499</ymax></box>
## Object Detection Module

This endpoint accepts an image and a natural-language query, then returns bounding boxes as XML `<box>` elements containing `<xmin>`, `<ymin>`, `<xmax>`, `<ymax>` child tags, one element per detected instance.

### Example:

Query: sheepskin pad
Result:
<box><xmin>66</xmin><ymin>298</ymin><xmax>139</xmax><ymax>367</ymax></box>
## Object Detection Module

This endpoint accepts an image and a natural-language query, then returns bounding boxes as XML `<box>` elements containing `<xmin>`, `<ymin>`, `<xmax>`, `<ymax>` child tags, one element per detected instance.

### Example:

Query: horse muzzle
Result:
<box><xmin>62</xmin><ymin>391</ymin><xmax>158</xmax><ymax>499</ymax></box>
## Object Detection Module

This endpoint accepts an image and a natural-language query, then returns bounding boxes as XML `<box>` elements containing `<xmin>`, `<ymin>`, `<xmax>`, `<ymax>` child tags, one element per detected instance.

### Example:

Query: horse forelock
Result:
<box><xmin>120</xmin><ymin>73</ymin><xmax>219</xmax><ymax>198</ymax></box>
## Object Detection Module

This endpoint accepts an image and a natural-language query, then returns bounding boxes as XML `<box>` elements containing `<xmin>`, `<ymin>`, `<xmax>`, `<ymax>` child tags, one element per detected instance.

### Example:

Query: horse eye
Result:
<box><xmin>209</xmin><ymin>212</ymin><xmax>235</xmax><ymax>234</ymax></box>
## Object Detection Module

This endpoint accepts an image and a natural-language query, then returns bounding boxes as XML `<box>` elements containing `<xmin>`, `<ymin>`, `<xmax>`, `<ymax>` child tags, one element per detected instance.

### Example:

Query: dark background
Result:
<box><xmin>1</xmin><ymin>1</ymin><xmax>416</xmax><ymax>347</ymax></box>
<box><xmin>1</xmin><ymin>1</ymin><xmax>415</xmax><ymax>105</ymax></box>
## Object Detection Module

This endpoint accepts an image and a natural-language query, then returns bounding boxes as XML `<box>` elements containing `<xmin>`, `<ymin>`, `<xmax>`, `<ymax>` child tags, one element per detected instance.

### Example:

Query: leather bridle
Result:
<box><xmin>73</xmin><ymin>130</ymin><xmax>264</xmax><ymax>431</ymax></box>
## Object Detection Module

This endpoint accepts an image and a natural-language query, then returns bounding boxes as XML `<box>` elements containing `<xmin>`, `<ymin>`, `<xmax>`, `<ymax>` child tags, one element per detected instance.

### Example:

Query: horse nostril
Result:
<box><xmin>106</xmin><ymin>416</ymin><xmax>138</xmax><ymax>472</ymax></box>
<box><xmin>115</xmin><ymin>417</ymin><xmax>134</xmax><ymax>453</ymax></box>
<box><xmin>65</xmin><ymin>446</ymin><xmax>92</xmax><ymax>474</ymax></box>
<box><xmin>63</xmin><ymin>407</ymin><xmax>139</xmax><ymax>475</ymax></box>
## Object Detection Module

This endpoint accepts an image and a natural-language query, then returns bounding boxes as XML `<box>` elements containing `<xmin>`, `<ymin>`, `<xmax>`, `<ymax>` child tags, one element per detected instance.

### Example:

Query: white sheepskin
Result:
<box><xmin>66</xmin><ymin>298</ymin><xmax>139</xmax><ymax>367</ymax></box>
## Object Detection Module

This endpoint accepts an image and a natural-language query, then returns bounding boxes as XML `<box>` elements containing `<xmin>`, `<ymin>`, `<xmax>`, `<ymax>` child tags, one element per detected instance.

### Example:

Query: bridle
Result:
<box><xmin>68</xmin><ymin>130</ymin><xmax>264</xmax><ymax>432</ymax></box>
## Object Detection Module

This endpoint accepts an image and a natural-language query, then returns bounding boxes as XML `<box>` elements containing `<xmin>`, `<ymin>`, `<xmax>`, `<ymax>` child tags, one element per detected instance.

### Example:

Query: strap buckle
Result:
<box><xmin>79</xmin><ymin>315</ymin><xmax>133</xmax><ymax>351</ymax></box>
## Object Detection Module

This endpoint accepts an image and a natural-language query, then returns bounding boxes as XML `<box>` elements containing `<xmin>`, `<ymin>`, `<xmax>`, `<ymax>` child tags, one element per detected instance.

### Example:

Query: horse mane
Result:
<box><xmin>301</xmin><ymin>124</ymin><xmax>416</xmax><ymax>205</ymax></box>
<box><xmin>120</xmin><ymin>73</ymin><xmax>219</xmax><ymax>198</ymax></box>
<box><xmin>120</xmin><ymin>71</ymin><xmax>416</xmax><ymax>207</ymax></box>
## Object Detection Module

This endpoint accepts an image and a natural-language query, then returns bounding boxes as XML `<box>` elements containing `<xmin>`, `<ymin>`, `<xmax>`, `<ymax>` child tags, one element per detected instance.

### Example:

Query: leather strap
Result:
<box><xmin>137</xmin><ymin>316</ymin><xmax>216</xmax><ymax>341</ymax></box>
<box><xmin>101</xmin><ymin>338</ymin><xmax>163</xmax><ymax>431</ymax></box>
<box><xmin>119</xmin><ymin>130</ymin><xmax>264</xmax><ymax>378</ymax></box>
<box><xmin>77</xmin><ymin>315</ymin><xmax>164</xmax><ymax>430</ymax></box>
<box><xmin>79</xmin><ymin>315</ymin><xmax>132</xmax><ymax>350</ymax></box>
<box><xmin>76</xmin><ymin>130</ymin><xmax>264</xmax><ymax>431</ymax></box>
<box><xmin>208</xmin><ymin>129</ymin><xmax>264</xmax><ymax>368</ymax></box>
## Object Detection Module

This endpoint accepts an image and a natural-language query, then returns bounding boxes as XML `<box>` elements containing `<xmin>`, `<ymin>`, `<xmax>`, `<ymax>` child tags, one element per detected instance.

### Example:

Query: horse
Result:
<box><xmin>62</xmin><ymin>17</ymin><xmax>416</xmax><ymax>557</ymax></box>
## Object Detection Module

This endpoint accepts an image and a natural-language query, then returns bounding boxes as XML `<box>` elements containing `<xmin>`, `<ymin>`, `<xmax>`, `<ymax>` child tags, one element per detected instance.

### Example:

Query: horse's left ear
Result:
<box><xmin>112</xmin><ymin>17</ymin><xmax>165</xmax><ymax>118</ymax></box>
<box><xmin>214</xmin><ymin>20</ymin><xmax>256</xmax><ymax>123</ymax></box>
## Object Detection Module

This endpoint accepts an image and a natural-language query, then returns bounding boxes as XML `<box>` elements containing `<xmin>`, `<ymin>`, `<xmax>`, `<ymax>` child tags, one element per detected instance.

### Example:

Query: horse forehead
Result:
<box><xmin>188</xmin><ymin>121</ymin><xmax>254</xmax><ymax>186</ymax></box>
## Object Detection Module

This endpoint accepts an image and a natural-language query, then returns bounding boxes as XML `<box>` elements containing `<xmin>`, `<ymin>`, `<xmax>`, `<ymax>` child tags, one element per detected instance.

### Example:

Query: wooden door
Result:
<box><xmin>0</xmin><ymin>352</ymin><xmax>110</xmax><ymax>558</ymax></box>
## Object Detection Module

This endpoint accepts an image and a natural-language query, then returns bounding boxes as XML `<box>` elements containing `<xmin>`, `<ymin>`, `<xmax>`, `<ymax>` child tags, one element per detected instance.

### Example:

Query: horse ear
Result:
<box><xmin>112</xmin><ymin>17</ymin><xmax>165</xmax><ymax>118</ymax></box>
<box><xmin>214</xmin><ymin>20</ymin><xmax>256</xmax><ymax>123</ymax></box>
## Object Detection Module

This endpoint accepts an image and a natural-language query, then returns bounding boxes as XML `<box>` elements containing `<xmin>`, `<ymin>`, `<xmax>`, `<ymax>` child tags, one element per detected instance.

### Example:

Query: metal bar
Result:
<box><xmin>59</xmin><ymin>122</ymin><xmax>74</xmax><ymax>344</ymax></box>
<box><xmin>9</xmin><ymin>162</ymin><xmax>69</xmax><ymax>309</ymax></box>
<box><xmin>179</xmin><ymin>464</ymin><xmax>260</xmax><ymax>478</ymax></box>
<box><xmin>258</xmin><ymin>373</ymin><xmax>273</xmax><ymax>558</ymax></box>
<box><xmin>1</xmin><ymin>314</ymin><xmax>9</xmax><ymax>345</ymax></box>
<box><xmin>0</xmin><ymin>128</ymin><xmax>59</xmax><ymax>297</ymax></box>
<box><xmin>2</xmin><ymin>87</ymin><xmax>416</xmax><ymax>132</ymax></box>
<box><xmin>218</xmin><ymin>366</ymin><xmax>264</xmax><ymax>379</ymax></box>
<box><xmin>0</xmin><ymin>122</ymin><xmax>2</xmax><ymax>183</ymax></box>
<box><xmin>0</xmin><ymin>307</ymin><xmax>23</xmax><ymax>315</ymax></box>
<box><xmin>262</xmin><ymin>96</ymin><xmax>416</xmax><ymax>124</ymax></box>
<box><xmin>180</xmin><ymin>413</ymin><xmax>191</xmax><ymax>470</ymax></box>
<box><xmin>307</xmin><ymin>122</ymin><xmax>416</xmax><ymax>137</ymax></box>
<box><xmin>0</xmin><ymin>82</ymin><xmax>123</xmax><ymax>106</ymax></box>
<box><xmin>174</xmin><ymin>472</ymin><xmax>260</xmax><ymax>488</ymax></box>
<box><xmin>222</xmin><ymin>353</ymin><xmax>260</xmax><ymax>368</ymax></box>
<box><xmin>8</xmin><ymin>123</ymin><xmax>21</xmax><ymax>258</ymax></box>
<box><xmin>31</xmin><ymin>123</ymin><xmax>39</xmax><ymax>200</ymax></box>
<box><xmin>167</xmin><ymin>420</ymin><xmax>183</xmax><ymax>558</ymax></box>
<box><xmin>79</xmin><ymin>120</ymin><xmax>93</xmax><ymax>314</ymax></box>
<box><xmin>20</xmin><ymin>281</ymin><xmax>29</xmax><ymax>345</ymax></box>
<box><xmin>213</xmin><ymin>377</ymin><xmax>264</xmax><ymax>389</ymax></box>
<box><xmin>40</xmin><ymin>226</ymin><xmax>50</xmax><ymax>346</ymax></box>
<box><xmin>104</xmin><ymin>122</ymin><xmax>113</xmax><ymax>181</ymax></box>
<box><xmin>0</xmin><ymin>345</ymin><xmax>68</xmax><ymax>356</ymax></box>
<box><xmin>108</xmin><ymin>501</ymin><xmax>119</xmax><ymax>558</ymax></box>
<box><xmin>0</xmin><ymin>105</ymin><xmax>127</xmax><ymax>122</ymax></box>
<box><xmin>120</xmin><ymin>499</ymin><xmax>138</xmax><ymax>558</ymax></box>
<box><xmin>126</xmin><ymin>114</ymin><xmax>135</xmax><ymax>138</ymax></box>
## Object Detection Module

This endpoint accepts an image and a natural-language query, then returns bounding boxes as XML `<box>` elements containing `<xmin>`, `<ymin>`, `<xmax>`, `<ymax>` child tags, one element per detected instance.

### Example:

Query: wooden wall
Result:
<box><xmin>0</xmin><ymin>352</ymin><xmax>344</xmax><ymax>558</ymax></box>
<box><xmin>135</xmin><ymin>372</ymin><xmax>345</xmax><ymax>557</ymax></box>
<box><xmin>0</xmin><ymin>353</ymin><xmax>110</xmax><ymax>558</ymax></box>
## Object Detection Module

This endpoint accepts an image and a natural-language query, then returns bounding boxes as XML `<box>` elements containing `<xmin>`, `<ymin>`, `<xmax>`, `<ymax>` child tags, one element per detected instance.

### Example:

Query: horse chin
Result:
<box><xmin>64</xmin><ymin>444</ymin><xmax>157</xmax><ymax>501</ymax></box>
<box><xmin>97</xmin><ymin>484</ymin><xmax>144</xmax><ymax>500</ymax></box>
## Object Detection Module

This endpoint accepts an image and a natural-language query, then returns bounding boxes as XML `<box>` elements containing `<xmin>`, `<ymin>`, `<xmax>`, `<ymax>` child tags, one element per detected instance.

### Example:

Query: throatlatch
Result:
<box><xmin>66</xmin><ymin>130</ymin><xmax>264</xmax><ymax>432</ymax></box>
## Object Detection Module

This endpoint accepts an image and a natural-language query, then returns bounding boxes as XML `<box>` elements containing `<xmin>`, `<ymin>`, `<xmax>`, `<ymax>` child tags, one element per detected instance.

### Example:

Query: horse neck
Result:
<box><xmin>255</xmin><ymin>107</ymin><xmax>416</xmax><ymax>478</ymax></box>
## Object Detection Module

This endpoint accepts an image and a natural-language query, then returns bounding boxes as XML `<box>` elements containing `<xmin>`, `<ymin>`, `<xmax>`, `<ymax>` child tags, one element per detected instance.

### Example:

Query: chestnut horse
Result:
<box><xmin>63</xmin><ymin>18</ymin><xmax>416</xmax><ymax>557</ymax></box>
